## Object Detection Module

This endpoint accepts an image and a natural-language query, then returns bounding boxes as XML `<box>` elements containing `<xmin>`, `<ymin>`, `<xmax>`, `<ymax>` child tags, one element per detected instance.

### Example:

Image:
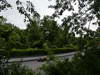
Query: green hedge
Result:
<box><xmin>10</xmin><ymin>48</ymin><xmax>76</xmax><ymax>57</ymax></box>
<box><xmin>0</xmin><ymin>48</ymin><xmax>76</xmax><ymax>57</ymax></box>
<box><xmin>0</xmin><ymin>49</ymin><xmax>8</xmax><ymax>56</ymax></box>
<box><xmin>10</xmin><ymin>48</ymin><xmax>48</xmax><ymax>57</ymax></box>
<box><xmin>51</xmin><ymin>48</ymin><xmax>75</xmax><ymax>54</ymax></box>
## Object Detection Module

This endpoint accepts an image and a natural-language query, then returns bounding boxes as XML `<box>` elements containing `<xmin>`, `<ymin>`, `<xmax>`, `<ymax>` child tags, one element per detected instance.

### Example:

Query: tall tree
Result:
<box><xmin>49</xmin><ymin>0</ymin><xmax>100</xmax><ymax>49</ymax></box>
<box><xmin>0</xmin><ymin>16</ymin><xmax>14</xmax><ymax>50</ymax></box>
<box><xmin>41</xmin><ymin>16</ymin><xmax>63</xmax><ymax>48</ymax></box>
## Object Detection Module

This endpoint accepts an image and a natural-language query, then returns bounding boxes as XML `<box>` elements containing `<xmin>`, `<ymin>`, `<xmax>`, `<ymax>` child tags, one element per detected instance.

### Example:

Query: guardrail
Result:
<box><xmin>8</xmin><ymin>52</ymin><xmax>76</xmax><ymax>63</ymax></box>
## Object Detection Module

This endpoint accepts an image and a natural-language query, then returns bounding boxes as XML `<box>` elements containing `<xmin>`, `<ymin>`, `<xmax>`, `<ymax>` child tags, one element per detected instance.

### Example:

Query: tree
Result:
<box><xmin>61</xmin><ymin>17</ymin><xmax>76</xmax><ymax>46</ymax></box>
<box><xmin>0</xmin><ymin>0</ymin><xmax>40</xmax><ymax>24</ymax></box>
<box><xmin>0</xmin><ymin>16</ymin><xmax>14</xmax><ymax>50</ymax></box>
<box><xmin>8</xmin><ymin>27</ymin><xmax>22</xmax><ymax>49</ymax></box>
<box><xmin>49</xmin><ymin>0</ymin><xmax>99</xmax><ymax>35</ymax></box>
<box><xmin>26</xmin><ymin>20</ymin><xmax>43</xmax><ymax>48</ymax></box>
<box><xmin>40</xmin><ymin>0</ymin><xmax>100</xmax><ymax>75</ymax></box>
<box><xmin>41</xmin><ymin>16</ymin><xmax>64</xmax><ymax>48</ymax></box>
<box><xmin>0</xmin><ymin>0</ymin><xmax>42</xmax><ymax>49</ymax></box>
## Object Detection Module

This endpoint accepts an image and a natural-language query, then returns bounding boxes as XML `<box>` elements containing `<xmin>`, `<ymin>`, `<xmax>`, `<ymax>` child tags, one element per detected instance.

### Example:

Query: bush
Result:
<box><xmin>7</xmin><ymin>63</ymin><xmax>34</xmax><ymax>75</ymax></box>
<box><xmin>0</xmin><ymin>54</ymin><xmax>8</xmax><ymax>75</ymax></box>
<box><xmin>10</xmin><ymin>48</ymin><xmax>76</xmax><ymax>57</ymax></box>
<box><xmin>0</xmin><ymin>51</ymin><xmax>35</xmax><ymax>75</ymax></box>
<box><xmin>0</xmin><ymin>50</ymin><xmax>7</xmax><ymax>56</ymax></box>
<box><xmin>51</xmin><ymin>48</ymin><xmax>76</xmax><ymax>54</ymax></box>
<box><xmin>10</xmin><ymin>48</ymin><xmax>48</xmax><ymax>57</ymax></box>
<box><xmin>41</xmin><ymin>40</ymin><xmax>100</xmax><ymax>75</ymax></box>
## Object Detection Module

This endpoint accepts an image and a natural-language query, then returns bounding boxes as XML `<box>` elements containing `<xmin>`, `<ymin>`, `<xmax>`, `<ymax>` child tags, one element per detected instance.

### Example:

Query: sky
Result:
<box><xmin>0</xmin><ymin>0</ymin><xmax>98</xmax><ymax>30</ymax></box>
<box><xmin>0</xmin><ymin>0</ymin><xmax>55</xmax><ymax>29</ymax></box>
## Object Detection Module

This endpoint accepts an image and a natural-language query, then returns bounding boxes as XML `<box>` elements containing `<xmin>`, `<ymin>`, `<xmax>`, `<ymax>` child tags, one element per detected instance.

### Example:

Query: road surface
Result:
<box><xmin>8</xmin><ymin>52</ymin><xmax>76</xmax><ymax>70</ymax></box>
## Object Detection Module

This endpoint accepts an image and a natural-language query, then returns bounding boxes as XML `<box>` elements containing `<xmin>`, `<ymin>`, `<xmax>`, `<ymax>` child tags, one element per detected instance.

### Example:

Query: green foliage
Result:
<box><xmin>0</xmin><ymin>55</ymin><xmax>35</xmax><ymax>75</ymax></box>
<box><xmin>0</xmin><ymin>38</ymin><xmax>6</xmax><ymax>49</ymax></box>
<box><xmin>41</xmin><ymin>16</ymin><xmax>63</xmax><ymax>48</ymax></box>
<box><xmin>0</xmin><ymin>15</ymin><xmax>77</xmax><ymax>52</ymax></box>
<box><xmin>0</xmin><ymin>0</ymin><xmax>100</xmax><ymax>75</ymax></box>
<box><xmin>9</xmin><ymin>48</ymin><xmax>75</xmax><ymax>57</ymax></box>
<box><xmin>41</xmin><ymin>42</ymin><xmax>100</xmax><ymax>75</ymax></box>
<box><xmin>0</xmin><ymin>55</ymin><xmax>8</xmax><ymax>75</ymax></box>
<box><xmin>10</xmin><ymin>48</ymin><xmax>47</xmax><ymax>57</ymax></box>
<box><xmin>7</xmin><ymin>63</ymin><xmax>34</xmax><ymax>75</ymax></box>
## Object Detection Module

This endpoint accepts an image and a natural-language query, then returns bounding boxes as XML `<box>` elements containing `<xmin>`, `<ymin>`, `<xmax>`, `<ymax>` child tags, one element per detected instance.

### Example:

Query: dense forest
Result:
<box><xmin>0</xmin><ymin>15</ymin><xmax>80</xmax><ymax>49</ymax></box>
<box><xmin>0</xmin><ymin>0</ymin><xmax>99</xmax><ymax>51</ymax></box>
<box><xmin>0</xmin><ymin>0</ymin><xmax>100</xmax><ymax>75</ymax></box>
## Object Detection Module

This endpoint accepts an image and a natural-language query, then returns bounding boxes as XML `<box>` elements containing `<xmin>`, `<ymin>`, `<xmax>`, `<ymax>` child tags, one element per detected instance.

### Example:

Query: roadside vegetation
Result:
<box><xmin>0</xmin><ymin>0</ymin><xmax>100</xmax><ymax>75</ymax></box>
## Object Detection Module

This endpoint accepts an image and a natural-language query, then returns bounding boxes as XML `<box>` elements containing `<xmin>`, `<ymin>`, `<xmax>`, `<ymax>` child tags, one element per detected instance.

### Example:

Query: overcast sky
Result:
<box><xmin>0</xmin><ymin>0</ymin><xmax>55</xmax><ymax>29</ymax></box>
<box><xmin>0</xmin><ymin>0</ymin><xmax>98</xmax><ymax>30</ymax></box>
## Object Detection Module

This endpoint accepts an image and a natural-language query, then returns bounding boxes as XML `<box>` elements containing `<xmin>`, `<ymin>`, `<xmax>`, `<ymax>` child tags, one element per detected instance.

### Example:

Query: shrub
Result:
<box><xmin>7</xmin><ymin>63</ymin><xmax>34</xmax><ymax>75</ymax></box>
<box><xmin>0</xmin><ymin>53</ymin><xmax>35</xmax><ymax>75</ymax></box>
<box><xmin>41</xmin><ymin>40</ymin><xmax>100</xmax><ymax>75</ymax></box>
<box><xmin>10</xmin><ymin>48</ymin><xmax>76</xmax><ymax>57</ymax></box>
<box><xmin>11</xmin><ymin>48</ymin><xmax>48</xmax><ymax>57</ymax></box>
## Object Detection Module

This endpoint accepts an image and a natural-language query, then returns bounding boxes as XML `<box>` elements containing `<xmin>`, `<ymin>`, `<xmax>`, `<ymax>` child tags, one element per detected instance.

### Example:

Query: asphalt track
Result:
<box><xmin>8</xmin><ymin>52</ymin><xmax>76</xmax><ymax>70</ymax></box>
